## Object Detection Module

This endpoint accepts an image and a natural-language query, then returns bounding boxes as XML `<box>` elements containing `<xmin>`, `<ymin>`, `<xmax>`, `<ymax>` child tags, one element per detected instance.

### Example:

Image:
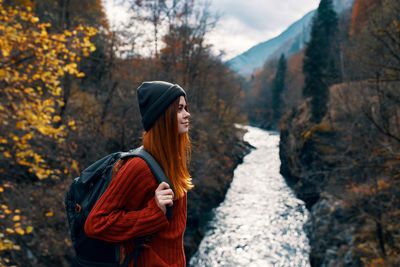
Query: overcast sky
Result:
<box><xmin>103</xmin><ymin>0</ymin><xmax>320</xmax><ymax>60</ymax></box>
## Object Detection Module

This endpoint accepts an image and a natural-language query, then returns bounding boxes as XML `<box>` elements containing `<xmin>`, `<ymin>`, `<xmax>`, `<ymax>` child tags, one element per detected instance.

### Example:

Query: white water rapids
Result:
<box><xmin>189</xmin><ymin>126</ymin><xmax>310</xmax><ymax>267</ymax></box>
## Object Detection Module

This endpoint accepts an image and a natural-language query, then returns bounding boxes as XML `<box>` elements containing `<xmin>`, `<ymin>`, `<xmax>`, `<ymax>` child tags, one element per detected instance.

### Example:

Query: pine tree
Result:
<box><xmin>302</xmin><ymin>0</ymin><xmax>338</xmax><ymax>123</ymax></box>
<box><xmin>272</xmin><ymin>54</ymin><xmax>287</xmax><ymax>127</ymax></box>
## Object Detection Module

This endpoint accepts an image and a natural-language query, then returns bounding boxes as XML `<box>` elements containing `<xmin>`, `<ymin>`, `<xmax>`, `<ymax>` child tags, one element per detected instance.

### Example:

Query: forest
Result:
<box><xmin>0</xmin><ymin>0</ymin><xmax>249</xmax><ymax>265</ymax></box>
<box><xmin>1</xmin><ymin>0</ymin><xmax>399</xmax><ymax>266</ymax></box>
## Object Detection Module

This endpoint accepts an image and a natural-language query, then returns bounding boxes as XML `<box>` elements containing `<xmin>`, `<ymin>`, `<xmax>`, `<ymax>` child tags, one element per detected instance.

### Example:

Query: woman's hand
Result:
<box><xmin>155</xmin><ymin>182</ymin><xmax>174</xmax><ymax>214</ymax></box>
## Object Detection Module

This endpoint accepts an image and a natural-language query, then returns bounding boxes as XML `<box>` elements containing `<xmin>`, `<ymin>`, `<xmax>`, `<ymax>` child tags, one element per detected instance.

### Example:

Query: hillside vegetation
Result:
<box><xmin>247</xmin><ymin>0</ymin><xmax>400</xmax><ymax>265</ymax></box>
<box><xmin>0</xmin><ymin>0</ymin><xmax>249</xmax><ymax>265</ymax></box>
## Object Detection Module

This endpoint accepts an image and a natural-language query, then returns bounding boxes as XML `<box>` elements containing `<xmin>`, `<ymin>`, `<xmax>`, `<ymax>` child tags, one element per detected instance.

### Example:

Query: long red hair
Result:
<box><xmin>142</xmin><ymin>97</ymin><xmax>193</xmax><ymax>199</ymax></box>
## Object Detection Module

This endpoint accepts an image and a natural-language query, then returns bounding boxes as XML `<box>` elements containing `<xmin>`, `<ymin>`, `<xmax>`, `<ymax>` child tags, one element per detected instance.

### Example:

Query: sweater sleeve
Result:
<box><xmin>84</xmin><ymin>157</ymin><xmax>169</xmax><ymax>242</ymax></box>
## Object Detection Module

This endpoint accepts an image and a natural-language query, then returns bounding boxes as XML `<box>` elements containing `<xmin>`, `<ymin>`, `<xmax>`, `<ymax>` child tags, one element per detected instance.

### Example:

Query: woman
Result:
<box><xmin>84</xmin><ymin>81</ymin><xmax>193</xmax><ymax>267</ymax></box>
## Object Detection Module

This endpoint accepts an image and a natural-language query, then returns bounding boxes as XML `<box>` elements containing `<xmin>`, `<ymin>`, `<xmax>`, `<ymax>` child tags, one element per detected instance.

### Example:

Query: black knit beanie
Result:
<box><xmin>137</xmin><ymin>81</ymin><xmax>187</xmax><ymax>131</ymax></box>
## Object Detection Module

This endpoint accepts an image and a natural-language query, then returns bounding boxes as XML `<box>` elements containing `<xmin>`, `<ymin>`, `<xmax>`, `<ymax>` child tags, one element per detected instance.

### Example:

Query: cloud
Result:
<box><xmin>206</xmin><ymin>17</ymin><xmax>259</xmax><ymax>59</ymax></box>
<box><xmin>207</xmin><ymin>0</ymin><xmax>319</xmax><ymax>60</ymax></box>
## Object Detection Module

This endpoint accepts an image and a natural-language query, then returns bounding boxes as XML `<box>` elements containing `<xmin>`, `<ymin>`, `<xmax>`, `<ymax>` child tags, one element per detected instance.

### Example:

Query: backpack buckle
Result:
<box><xmin>75</xmin><ymin>203</ymin><xmax>82</xmax><ymax>213</ymax></box>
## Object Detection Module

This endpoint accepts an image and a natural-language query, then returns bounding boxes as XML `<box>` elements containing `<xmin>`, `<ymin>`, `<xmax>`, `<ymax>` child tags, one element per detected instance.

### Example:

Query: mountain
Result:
<box><xmin>226</xmin><ymin>0</ymin><xmax>354</xmax><ymax>77</ymax></box>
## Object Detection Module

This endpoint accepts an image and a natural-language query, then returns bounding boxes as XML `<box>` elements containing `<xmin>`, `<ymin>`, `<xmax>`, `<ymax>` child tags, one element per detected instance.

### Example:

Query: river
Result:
<box><xmin>189</xmin><ymin>126</ymin><xmax>310</xmax><ymax>267</ymax></box>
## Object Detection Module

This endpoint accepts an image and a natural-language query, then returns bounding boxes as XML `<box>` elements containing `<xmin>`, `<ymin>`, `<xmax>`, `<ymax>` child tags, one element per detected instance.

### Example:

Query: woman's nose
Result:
<box><xmin>184</xmin><ymin>110</ymin><xmax>191</xmax><ymax>119</ymax></box>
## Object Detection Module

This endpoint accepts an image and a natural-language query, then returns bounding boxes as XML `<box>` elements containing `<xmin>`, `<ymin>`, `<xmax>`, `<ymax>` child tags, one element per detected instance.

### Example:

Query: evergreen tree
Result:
<box><xmin>302</xmin><ymin>0</ymin><xmax>338</xmax><ymax>123</ymax></box>
<box><xmin>272</xmin><ymin>54</ymin><xmax>287</xmax><ymax>127</ymax></box>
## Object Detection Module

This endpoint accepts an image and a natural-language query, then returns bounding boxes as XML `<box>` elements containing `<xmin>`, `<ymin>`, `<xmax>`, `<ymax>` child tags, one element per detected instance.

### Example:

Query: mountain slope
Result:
<box><xmin>227</xmin><ymin>10</ymin><xmax>315</xmax><ymax>77</ymax></box>
<box><xmin>227</xmin><ymin>0</ymin><xmax>354</xmax><ymax>77</ymax></box>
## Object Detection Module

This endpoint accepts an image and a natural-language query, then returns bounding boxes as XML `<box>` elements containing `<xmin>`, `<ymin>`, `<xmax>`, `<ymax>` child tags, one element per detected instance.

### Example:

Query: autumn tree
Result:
<box><xmin>159</xmin><ymin>21</ymin><xmax>213</xmax><ymax>94</ymax></box>
<box><xmin>317</xmin><ymin>1</ymin><xmax>400</xmax><ymax>263</ymax></box>
<box><xmin>346</xmin><ymin>3</ymin><xmax>400</xmax><ymax>263</ymax></box>
<box><xmin>350</xmin><ymin>0</ymin><xmax>400</xmax><ymax>82</ymax></box>
<box><xmin>271</xmin><ymin>54</ymin><xmax>287</xmax><ymax>127</ymax></box>
<box><xmin>281</xmin><ymin>50</ymin><xmax>305</xmax><ymax>113</ymax></box>
<box><xmin>244</xmin><ymin>59</ymin><xmax>278</xmax><ymax>129</ymax></box>
<box><xmin>302</xmin><ymin>0</ymin><xmax>339</xmax><ymax>123</ymax></box>
<box><xmin>326</xmin><ymin>80</ymin><xmax>400</xmax><ymax>266</ymax></box>
<box><xmin>128</xmin><ymin>0</ymin><xmax>171</xmax><ymax>57</ymax></box>
<box><xmin>350</xmin><ymin>0</ymin><xmax>382</xmax><ymax>36</ymax></box>
<box><xmin>0</xmin><ymin>0</ymin><xmax>97</xmax><ymax>263</ymax></box>
<box><xmin>157</xmin><ymin>0</ymin><xmax>219</xmax><ymax>103</ymax></box>
<box><xmin>0</xmin><ymin>2</ymin><xmax>96</xmax><ymax>179</ymax></box>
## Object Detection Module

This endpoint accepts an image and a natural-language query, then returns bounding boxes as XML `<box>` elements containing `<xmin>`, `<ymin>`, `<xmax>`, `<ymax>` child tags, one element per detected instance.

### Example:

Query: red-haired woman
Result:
<box><xmin>84</xmin><ymin>81</ymin><xmax>193</xmax><ymax>267</ymax></box>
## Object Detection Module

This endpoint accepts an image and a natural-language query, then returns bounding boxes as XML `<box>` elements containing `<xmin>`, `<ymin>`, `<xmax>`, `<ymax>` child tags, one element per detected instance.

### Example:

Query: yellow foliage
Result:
<box><xmin>0</xmin><ymin>0</ymin><xmax>97</xmax><ymax>179</ymax></box>
<box><xmin>1</xmin><ymin>239</ymin><xmax>13</xmax><ymax>250</ymax></box>
<box><xmin>347</xmin><ymin>182</ymin><xmax>376</xmax><ymax>196</ymax></box>
<box><xmin>71</xmin><ymin>159</ymin><xmax>80</xmax><ymax>175</ymax></box>
<box><xmin>311</xmin><ymin>121</ymin><xmax>332</xmax><ymax>134</ymax></box>
<box><xmin>14</xmin><ymin>228</ymin><xmax>24</xmax><ymax>235</ymax></box>
<box><xmin>304</xmin><ymin>130</ymin><xmax>312</xmax><ymax>139</ymax></box>
<box><xmin>26</xmin><ymin>226</ymin><xmax>33</xmax><ymax>234</ymax></box>
<box><xmin>45</xmin><ymin>211</ymin><xmax>53</xmax><ymax>217</ymax></box>
<box><xmin>0</xmin><ymin>196</ymin><xmax>34</xmax><ymax>255</ymax></box>
<box><xmin>377</xmin><ymin>180</ymin><xmax>390</xmax><ymax>190</ymax></box>
<box><xmin>303</xmin><ymin>121</ymin><xmax>334</xmax><ymax>140</ymax></box>
<box><xmin>366</xmin><ymin>257</ymin><xmax>386</xmax><ymax>267</ymax></box>
<box><xmin>53</xmin><ymin>115</ymin><xmax>61</xmax><ymax>122</ymax></box>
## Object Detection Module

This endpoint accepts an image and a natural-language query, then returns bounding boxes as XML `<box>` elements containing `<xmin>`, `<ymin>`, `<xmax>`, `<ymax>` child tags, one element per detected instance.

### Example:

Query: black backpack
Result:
<box><xmin>65</xmin><ymin>146</ymin><xmax>173</xmax><ymax>267</ymax></box>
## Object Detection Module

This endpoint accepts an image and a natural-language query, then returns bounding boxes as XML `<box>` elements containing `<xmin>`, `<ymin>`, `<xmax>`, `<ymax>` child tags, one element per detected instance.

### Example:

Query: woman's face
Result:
<box><xmin>177</xmin><ymin>96</ymin><xmax>190</xmax><ymax>134</ymax></box>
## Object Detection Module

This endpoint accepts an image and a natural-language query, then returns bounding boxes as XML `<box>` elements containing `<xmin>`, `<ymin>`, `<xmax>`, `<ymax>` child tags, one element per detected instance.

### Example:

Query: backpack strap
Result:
<box><xmin>119</xmin><ymin>146</ymin><xmax>174</xmax><ymax>267</ymax></box>
<box><xmin>120</xmin><ymin>237</ymin><xmax>149</xmax><ymax>267</ymax></box>
<box><xmin>120</xmin><ymin>245</ymin><xmax>140</xmax><ymax>267</ymax></box>
<box><xmin>121</xmin><ymin>146</ymin><xmax>174</xmax><ymax>221</ymax></box>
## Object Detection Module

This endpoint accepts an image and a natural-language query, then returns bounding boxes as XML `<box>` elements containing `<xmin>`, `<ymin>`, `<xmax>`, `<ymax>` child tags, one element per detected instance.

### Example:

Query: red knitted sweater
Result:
<box><xmin>84</xmin><ymin>157</ymin><xmax>187</xmax><ymax>267</ymax></box>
